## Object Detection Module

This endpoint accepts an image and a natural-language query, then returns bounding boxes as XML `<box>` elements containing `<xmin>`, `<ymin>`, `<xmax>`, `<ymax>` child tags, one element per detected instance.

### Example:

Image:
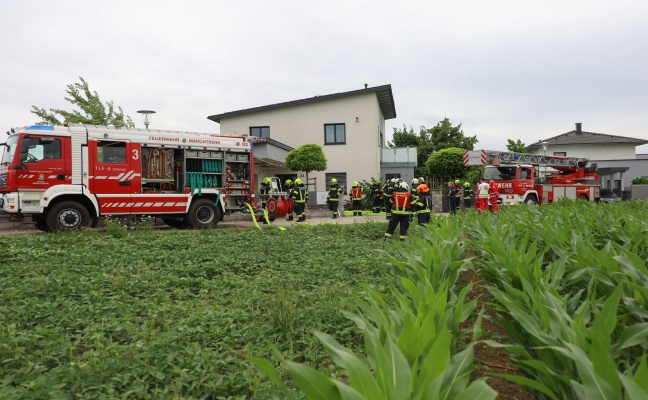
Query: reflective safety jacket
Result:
<box><xmin>415</xmin><ymin>192</ymin><xmax>432</xmax><ymax>213</ymax></box>
<box><xmin>370</xmin><ymin>183</ymin><xmax>383</xmax><ymax>198</ymax></box>
<box><xmin>464</xmin><ymin>187</ymin><xmax>474</xmax><ymax>199</ymax></box>
<box><xmin>478</xmin><ymin>182</ymin><xmax>490</xmax><ymax>197</ymax></box>
<box><xmin>382</xmin><ymin>181</ymin><xmax>395</xmax><ymax>196</ymax></box>
<box><xmin>328</xmin><ymin>184</ymin><xmax>343</xmax><ymax>201</ymax></box>
<box><xmin>290</xmin><ymin>185</ymin><xmax>309</xmax><ymax>204</ymax></box>
<box><xmin>391</xmin><ymin>190</ymin><xmax>412</xmax><ymax>214</ymax></box>
<box><xmin>260</xmin><ymin>182</ymin><xmax>272</xmax><ymax>203</ymax></box>
<box><xmin>350</xmin><ymin>185</ymin><xmax>362</xmax><ymax>200</ymax></box>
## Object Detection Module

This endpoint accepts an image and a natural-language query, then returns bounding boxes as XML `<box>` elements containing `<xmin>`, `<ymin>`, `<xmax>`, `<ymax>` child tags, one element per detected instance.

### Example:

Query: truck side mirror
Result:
<box><xmin>19</xmin><ymin>153</ymin><xmax>28</xmax><ymax>162</ymax></box>
<box><xmin>20</xmin><ymin>137</ymin><xmax>30</xmax><ymax>154</ymax></box>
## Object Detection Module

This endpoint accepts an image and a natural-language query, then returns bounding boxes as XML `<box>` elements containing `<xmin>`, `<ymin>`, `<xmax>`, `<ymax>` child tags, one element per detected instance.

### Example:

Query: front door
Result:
<box><xmin>16</xmin><ymin>135</ymin><xmax>70</xmax><ymax>191</ymax></box>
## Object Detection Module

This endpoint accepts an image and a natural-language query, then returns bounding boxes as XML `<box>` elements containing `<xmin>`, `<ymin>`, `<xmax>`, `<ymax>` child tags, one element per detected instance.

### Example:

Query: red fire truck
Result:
<box><xmin>464</xmin><ymin>149</ymin><xmax>601</xmax><ymax>205</ymax></box>
<box><xmin>0</xmin><ymin>124</ymin><xmax>284</xmax><ymax>231</ymax></box>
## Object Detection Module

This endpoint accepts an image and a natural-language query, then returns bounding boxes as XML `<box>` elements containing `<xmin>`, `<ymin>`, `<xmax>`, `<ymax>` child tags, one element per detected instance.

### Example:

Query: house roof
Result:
<box><xmin>207</xmin><ymin>84</ymin><xmax>397</xmax><ymax>123</ymax></box>
<box><xmin>527</xmin><ymin>125</ymin><xmax>648</xmax><ymax>149</ymax></box>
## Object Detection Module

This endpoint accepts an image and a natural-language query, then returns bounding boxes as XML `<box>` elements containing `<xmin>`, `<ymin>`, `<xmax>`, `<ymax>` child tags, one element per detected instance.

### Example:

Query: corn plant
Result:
<box><xmin>250</xmin><ymin>218</ymin><xmax>495</xmax><ymax>399</ymax></box>
<box><xmin>465</xmin><ymin>201</ymin><xmax>648</xmax><ymax>399</ymax></box>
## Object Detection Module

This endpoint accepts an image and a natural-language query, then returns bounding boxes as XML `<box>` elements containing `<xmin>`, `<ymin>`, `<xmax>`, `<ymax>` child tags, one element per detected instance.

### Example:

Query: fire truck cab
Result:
<box><xmin>0</xmin><ymin>124</ymin><xmax>260</xmax><ymax>231</ymax></box>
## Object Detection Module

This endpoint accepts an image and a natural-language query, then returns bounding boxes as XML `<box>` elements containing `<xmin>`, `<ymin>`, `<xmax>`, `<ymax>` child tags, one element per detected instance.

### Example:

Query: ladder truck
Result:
<box><xmin>464</xmin><ymin>149</ymin><xmax>601</xmax><ymax>205</ymax></box>
<box><xmin>0</xmin><ymin>124</ymin><xmax>289</xmax><ymax>231</ymax></box>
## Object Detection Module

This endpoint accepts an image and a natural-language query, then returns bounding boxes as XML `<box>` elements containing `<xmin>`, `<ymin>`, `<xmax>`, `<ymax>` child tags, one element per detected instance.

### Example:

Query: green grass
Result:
<box><xmin>0</xmin><ymin>223</ymin><xmax>393</xmax><ymax>399</ymax></box>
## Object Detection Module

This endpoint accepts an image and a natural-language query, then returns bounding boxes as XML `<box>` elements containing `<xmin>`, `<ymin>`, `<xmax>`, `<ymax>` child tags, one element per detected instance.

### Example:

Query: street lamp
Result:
<box><xmin>137</xmin><ymin>110</ymin><xmax>156</xmax><ymax>130</ymax></box>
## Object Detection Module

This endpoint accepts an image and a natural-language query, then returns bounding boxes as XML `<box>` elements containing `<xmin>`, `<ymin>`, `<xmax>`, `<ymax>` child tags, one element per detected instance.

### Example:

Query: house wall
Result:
<box><xmin>589</xmin><ymin>159</ymin><xmax>648</xmax><ymax>191</ymax></box>
<box><xmin>218</xmin><ymin>93</ymin><xmax>384</xmax><ymax>199</ymax></box>
<box><xmin>531</xmin><ymin>144</ymin><xmax>637</xmax><ymax>160</ymax></box>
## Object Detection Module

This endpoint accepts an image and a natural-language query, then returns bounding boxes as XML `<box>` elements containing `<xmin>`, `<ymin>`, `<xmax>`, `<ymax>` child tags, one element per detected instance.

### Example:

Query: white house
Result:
<box><xmin>527</xmin><ymin>122</ymin><xmax>648</xmax><ymax>196</ymax></box>
<box><xmin>208</xmin><ymin>84</ymin><xmax>397</xmax><ymax>204</ymax></box>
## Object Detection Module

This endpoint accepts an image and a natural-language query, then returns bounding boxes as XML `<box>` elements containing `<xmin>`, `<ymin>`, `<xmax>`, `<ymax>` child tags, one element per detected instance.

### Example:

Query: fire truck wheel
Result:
<box><xmin>578</xmin><ymin>195</ymin><xmax>589</xmax><ymax>201</ymax></box>
<box><xmin>524</xmin><ymin>196</ymin><xmax>538</xmax><ymax>205</ymax></box>
<box><xmin>46</xmin><ymin>201</ymin><xmax>91</xmax><ymax>231</ymax></box>
<box><xmin>185</xmin><ymin>199</ymin><xmax>221</xmax><ymax>229</ymax></box>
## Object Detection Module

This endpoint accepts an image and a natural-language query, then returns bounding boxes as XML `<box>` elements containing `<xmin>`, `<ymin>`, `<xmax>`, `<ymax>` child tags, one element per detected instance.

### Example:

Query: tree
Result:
<box><xmin>425</xmin><ymin>147</ymin><xmax>467</xmax><ymax>182</ymax></box>
<box><xmin>388</xmin><ymin>118</ymin><xmax>478</xmax><ymax>177</ymax></box>
<box><xmin>284</xmin><ymin>144</ymin><xmax>327</xmax><ymax>189</ymax></box>
<box><xmin>506</xmin><ymin>139</ymin><xmax>526</xmax><ymax>153</ymax></box>
<box><xmin>31</xmin><ymin>77</ymin><xmax>134</xmax><ymax>127</ymax></box>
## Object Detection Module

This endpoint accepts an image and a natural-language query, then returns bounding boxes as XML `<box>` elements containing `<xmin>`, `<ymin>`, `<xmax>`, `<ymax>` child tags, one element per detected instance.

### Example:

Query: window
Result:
<box><xmin>22</xmin><ymin>137</ymin><xmax>62</xmax><ymax>162</ymax></box>
<box><xmin>325</xmin><ymin>172</ymin><xmax>347</xmax><ymax>193</ymax></box>
<box><xmin>324</xmin><ymin>124</ymin><xmax>345</xmax><ymax>145</ymax></box>
<box><xmin>97</xmin><ymin>141</ymin><xmax>126</xmax><ymax>164</ymax></box>
<box><xmin>385</xmin><ymin>173</ymin><xmax>401</xmax><ymax>181</ymax></box>
<box><xmin>553</xmin><ymin>151</ymin><xmax>566</xmax><ymax>157</ymax></box>
<box><xmin>250</xmin><ymin>127</ymin><xmax>270</xmax><ymax>138</ymax></box>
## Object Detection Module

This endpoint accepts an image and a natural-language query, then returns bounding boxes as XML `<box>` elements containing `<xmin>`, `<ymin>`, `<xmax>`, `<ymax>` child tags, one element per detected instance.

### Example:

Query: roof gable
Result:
<box><xmin>528</xmin><ymin>124</ymin><xmax>648</xmax><ymax>148</ymax></box>
<box><xmin>207</xmin><ymin>84</ymin><xmax>396</xmax><ymax>123</ymax></box>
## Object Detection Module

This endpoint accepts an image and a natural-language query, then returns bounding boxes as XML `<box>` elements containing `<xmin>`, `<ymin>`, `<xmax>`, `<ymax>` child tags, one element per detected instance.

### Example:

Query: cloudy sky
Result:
<box><xmin>2</xmin><ymin>0</ymin><xmax>647</xmax><ymax>152</ymax></box>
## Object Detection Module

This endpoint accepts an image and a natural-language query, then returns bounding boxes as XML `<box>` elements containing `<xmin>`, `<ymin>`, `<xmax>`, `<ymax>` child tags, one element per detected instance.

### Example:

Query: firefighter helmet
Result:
<box><xmin>285</xmin><ymin>179</ymin><xmax>293</xmax><ymax>186</ymax></box>
<box><xmin>412</xmin><ymin>178</ymin><xmax>419</xmax><ymax>185</ymax></box>
<box><xmin>263</xmin><ymin>177</ymin><xmax>271</xmax><ymax>184</ymax></box>
<box><xmin>417</xmin><ymin>184</ymin><xmax>429</xmax><ymax>193</ymax></box>
<box><xmin>419</xmin><ymin>177</ymin><xmax>425</xmax><ymax>182</ymax></box>
<box><xmin>294</xmin><ymin>178</ymin><xmax>302</xmax><ymax>185</ymax></box>
<box><xmin>455</xmin><ymin>179</ymin><xmax>461</xmax><ymax>184</ymax></box>
<box><xmin>464</xmin><ymin>182</ymin><xmax>471</xmax><ymax>187</ymax></box>
<box><xmin>330</xmin><ymin>178</ymin><xmax>337</xmax><ymax>184</ymax></box>
<box><xmin>353</xmin><ymin>181</ymin><xmax>360</xmax><ymax>186</ymax></box>
<box><xmin>399</xmin><ymin>181</ymin><xmax>409</xmax><ymax>191</ymax></box>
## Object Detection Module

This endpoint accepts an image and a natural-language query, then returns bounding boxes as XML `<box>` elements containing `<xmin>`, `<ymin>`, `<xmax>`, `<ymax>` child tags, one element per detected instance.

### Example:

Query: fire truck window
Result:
<box><xmin>519</xmin><ymin>169</ymin><xmax>531</xmax><ymax>179</ymax></box>
<box><xmin>23</xmin><ymin>137</ymin><xmax>61</xmax><ymax>162</ymax></box>
<box><xmin>97</xmin><ymin>141</ymin><xmax>127</xmax><ymax>164</ymax></box>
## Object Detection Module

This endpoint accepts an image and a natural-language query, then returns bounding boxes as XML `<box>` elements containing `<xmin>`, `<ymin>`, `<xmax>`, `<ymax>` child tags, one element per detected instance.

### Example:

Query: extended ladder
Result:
<box><xmin>464</xmin><ymin>150</ymin><xmax>586</xmax><ymax>168</ymax></box>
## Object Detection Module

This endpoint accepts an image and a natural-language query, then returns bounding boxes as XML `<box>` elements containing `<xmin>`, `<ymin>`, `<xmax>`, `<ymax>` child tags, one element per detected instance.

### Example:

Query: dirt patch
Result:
<box><xmin>460</xmin><ymin>262</ymin><xmax>535</xmax><ymax>400</ymax></box>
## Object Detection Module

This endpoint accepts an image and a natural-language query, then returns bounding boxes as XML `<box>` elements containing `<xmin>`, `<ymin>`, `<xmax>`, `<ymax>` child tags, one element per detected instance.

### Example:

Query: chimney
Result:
<box><xmin>364</xmin><ymin>83</ymin><xmax>368</xmax><ymax>89</ymax></box>
<box><xmin>576</xmin><ymin>122</ymin><xmax>582</xmax><ymax>134</ymax></box>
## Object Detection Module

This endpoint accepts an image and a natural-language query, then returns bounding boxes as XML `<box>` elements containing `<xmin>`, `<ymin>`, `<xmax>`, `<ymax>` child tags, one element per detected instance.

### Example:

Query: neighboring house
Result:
<box><xmin>208</xmin><ymin>84</ymin><xmax>397</xmax><ymax>204</ymax></box>
<box><xmin>527</xmin><ymin>122</ymin><xmax>648</xmax><ymax>197</ymax></box>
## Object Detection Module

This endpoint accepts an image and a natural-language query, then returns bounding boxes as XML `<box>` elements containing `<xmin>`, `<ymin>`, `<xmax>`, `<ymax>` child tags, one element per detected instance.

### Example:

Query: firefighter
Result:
<box><xmin>260</xmin><ymin>177</ymin><xmax>273</xmax><ymax>224</ymax></box>
<box><xmin>416</xmin><ymin>183</ymin><xmax>432</xmax><ymax>225</ymax></box>
<box><xmin>454</xmin><ymin>179</ymin><xmax>462</xmax><ymax>210</ymax></box>
<box><xmin>477</xmin><ymin>178</ymin><xmax>489</xmax><ymax>213</ymax></box>
<box><xmin>410</xmin><ymin>178</ymin><xmax>420</xmax><ymax>221</ymax></box>
<box><xmin>260</xmin><ymin>177</ymin><xmax>272</xmax><ymax>208</ymax></box>
<box><xmin>284</xmin><ymin>179</ymin><xmax>294</xmax><ymax>221</ymax></box>
<box><xmin>327</xmin><ymin>178</ymin><xmax>343</xmax><ymax>219</ymax></box>
<box><xmin>382</xmin><ymin>178</ymin><xmax>396</xmax><ymax>220</ymax></box>
<box><xmin>489</xmin><ymin>178</ymin><xmax>500</xmax><ymax>214</ymax></box>
<box><xmin>463</xmin><ymin>182</ymin><xmax>473</xmax><ymax>209</ymax></box>
<box><xmin>369</xmin><ymin>179</ymin><xmax>383</xmax><ymax>213</ymax></box>
<box><xmin>447</xmin><ymin>181</ymin><xmax>458</xmax><ymax>214</ymax></box>
<box><xmin>384</xmin><ymin>181</ymin><xmax>412</xmax><ymax>241</ymax></box>
<box><xmin>291</xmin><ymin>178</ymin><xmax>308</xmax><ymax>222</ymax></box>
<box><xmin>350</xmin><ymin>181</ymin><xmax>363</xmax><ymax>216</ymax></box>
